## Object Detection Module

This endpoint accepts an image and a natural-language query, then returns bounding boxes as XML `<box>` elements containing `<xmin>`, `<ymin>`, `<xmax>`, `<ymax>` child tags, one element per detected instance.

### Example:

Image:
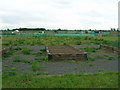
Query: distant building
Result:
<box><xmin>12</xmin><ymin>30</ymin><xmax>19</xmax><ymax>33</ymax></box>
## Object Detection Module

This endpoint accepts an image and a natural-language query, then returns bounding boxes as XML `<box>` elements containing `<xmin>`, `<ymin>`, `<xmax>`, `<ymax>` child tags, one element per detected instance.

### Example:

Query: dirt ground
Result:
<box><xmin>47</xmin><ymin>45</ymin><xmax>83</xmax><ymax>54</ymax></box>
<box><xmin>2</xmin><ymin>45</ymin><xmax>118</xmax><ymax>75</ymax></box>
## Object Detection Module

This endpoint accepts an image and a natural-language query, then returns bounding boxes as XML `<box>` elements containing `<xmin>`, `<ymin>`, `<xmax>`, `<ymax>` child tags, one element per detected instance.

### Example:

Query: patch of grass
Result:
<box><xmin>22</xmin><ymin>48</ymin><xmax>32</xmax><ymax>55</ymax></box>
<box><xmin>43</xmin><ymin>72</ymin><xmax>49</xmax><ymax>75</ymax></box>
<box><xmin>89</xmin><ymin>64</ymin><xmax>94</xmax><ymax>67</ymax></box>
<box><xmin>31</xmin><ymin>63</ymin><xmax>39</xmax><ymax>72</ymax></box>
<box><xmin>81</xmin><ymin>70</ymin><xmax>86</xmax><ymax>73</ymax></box>
<box><xmin>32</xmin><ymin>52</ymin><xmax>43</xmax><ymax>56</ymax></box>
<box><xmin>40</xmin><ymin>65</ymin><xmax>46</xmax><ymax>69</ymax></box>
<box><xmin>76</xmin><ymin>42</ymin><xmax>81</xmax><ymax>45</ymax></box>
<box><xmin>108</xmin><ymin>57</ymin><xmax>115</xmax><ymax>61</ymax></box>
<box><xmin>2</xmin><ymin>72</ymin><xmax>119</xmax><ymax>88</ymax></box>
<box><xmin>21</xmin><ymin>59</ymin><xmax>31</xmax><ymax>64</ymax></box>
<box><xmin>13</xmin><ymin>56</ymin><xmax>21</xmax><ymax>62</ymax></box>
<box><xmin>34</xmin><ymin>72</ymin><xmax>41</xmax><ymax>75</ymax></box>
<box><xmin>57</xmin><ymin>72</ymin><xmax>63</xmax><ymax>74</ymax></box>
<box><xmin>74</xmin><ymin>67</ymin><xmax>78</xmax><ymax>70</ymax></box>
<box><xmin>88</xmin><ymin>57</ymin><xmax>95</xmax><ymax>61</ymax></box>
<box><xmin>3</xmin><ymin>71</ymin><xmax>17</xmax><ymax>78</ymax></box>
<box><xmin>11</xmin><ymin>67</ymin><xmax>17</xmax><ymax>71</ymax></box>
<box><xmin>104</xmin><ymin>54</ymin><xmax>108</xmax><ymax>57</ymax></box>
<box><xmin>96</xmin><ymin>55</ymin><xmax>105</xmax><ymax>59</ymax></box>
<box><xmin>4</xmin><ymin>65</ymin><xmax>8</xmax><ymax>67</ymax></box>
<box><xmin>2</xmin><ymin>35</ymin><xmax>119</xmax><ymax>47</ymax></box>
<box><xmin>3</xmin><ymin>49</ymin><xmax>15</xmax><ymax>58</ymax></box>
<box><xmin>41</xmin><ymin>56</ymin><xmax>48</xmax><ymax>61</ymax></box>
<box><xmin>103</xmin><ymin>60</ymin><xmax>109</xmax><ymax>62</ymax></box>
<box><xmin>81</xmin><ymin>47</ymin><xmax>99</xmax><ymax>53</ymax></box>
<box><xmin>34</xmin><ymin>58</ymin><xmax>43</xmax><ymax>62</ymax></box>
<box><xmin>40</xmin><ymin>49</ymin><xmax>46</xmax><ymax>52</ymax></box>
<box><xmin>97</xmin><ymin>68</ymin><xmax>106</xmax><ymax>72</ymax></box>
<box><xmin>20</xmin><ymin>72</ymin><xmax>33</xmax><ymax>83</ymax></box>
<box><xmin>14</xmin><ymin>47</ymin><xmax>22</xmax><ymax>51</ymax></box>
<box><xmin>34</xmin><ymin>57</ymin><xmax>48</xmax><ymax>62</ymax></box>
<box><xmin>63</xmin><ymin>43</ymin><xmax>67</xmax><ymax>45</ymax></box>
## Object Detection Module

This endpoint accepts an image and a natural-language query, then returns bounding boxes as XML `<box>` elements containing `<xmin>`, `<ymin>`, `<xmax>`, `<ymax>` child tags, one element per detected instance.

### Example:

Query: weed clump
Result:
<box><xmin>81</xmin><ymin>47</ymin><xmax>99</xmax><ymax>53</ymax></box>
<box><xmin>31</xmin><ymin>63</ymin><xmax>39</xmax><ymax>72</ymax></box>
<box><xmin>88</xmin><ymin>57</ymin><xmax>95</xmax><ymax>61</ymax></box>
<box><xmin>22</xmin><ymin>48</ymin><xmax>32</xmax><ymax>55</ymax></box>
<box><xmin>3</xmin><ymin>49</ymin><xmax>15</xmax><ymax>58</ymax></box>
<box><xmin>13</xmin><ymin>56</ymin><xmax>21</xmax><ymax>62</ymax></box>
<box><xmin>14</xmin><ymin>47</ymin><xmax>22</xmax><ymax>51</ymax></box>
<box><xmin>40</xmin><ymin>49</ymin><xmax>46</xmax><ymax>52</ymax></box>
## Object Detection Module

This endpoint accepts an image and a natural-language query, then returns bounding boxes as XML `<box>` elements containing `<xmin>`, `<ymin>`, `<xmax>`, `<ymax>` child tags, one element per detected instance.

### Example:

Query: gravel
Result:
<box><xmin>2</xmin><ymin>45</ymin><xmax>118</xmax><ymax>75</ymax></box>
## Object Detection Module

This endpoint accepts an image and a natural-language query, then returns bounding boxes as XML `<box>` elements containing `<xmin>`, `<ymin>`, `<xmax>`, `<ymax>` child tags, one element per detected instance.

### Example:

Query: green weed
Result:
<box><xmin>22</xmin><ymin>48</ymin><xmax>32</xmax><ymax>55</ymax></box>
<box><xmin>14</xmin><ymin>47</ymin><xmax>22</xmax><ymax>50</ymax></box>
<box><xmin>43</xmin><ymin>72</ymin><xmax>49</xmax><ymax>75</ymax></box>
<box><xmin>13</xmin><ymin>56</ymin><xmax>21</xmax><ymax>62</ymax></box>
<box><xmin>31</xmin><ymin>63</ymin><xmax>39</xmax><ymax>72</ymax></box>
<box><xmin>3</xmin><ymin>49</ymin><xmax>15</xmax><ymax>58</ymax></box>
<box><xmin>41</xmin><ymin>56</ymin><xmax>48</xmax><ymax>61</ymax></box>
<box><xmin>88</xmin><ymin>57</ymin><xmax>95</xmax><ymax>61</ymax></box>
<box><xmin>108</xmin><ymin>57</ymin><xmax>115</xmax><ymax>61</ymax></box>
<box><xmin>32</xmin><ymin>52</ymin><xmax>43</xmax><ymax>56</ymax></box>
<box><xmin>2</xmin><ymin>71</ymin><xmax>119</xmax><ymax>88</ymax></box>
<box><xmin>40</xmin><ymin>49</ymin><xmax>46</xmax><ymax>52</ymax></box>
<box><xmin>81</xmin><ymin>47</ymin><xmax>99</xmax><ymax>53</ymax></box>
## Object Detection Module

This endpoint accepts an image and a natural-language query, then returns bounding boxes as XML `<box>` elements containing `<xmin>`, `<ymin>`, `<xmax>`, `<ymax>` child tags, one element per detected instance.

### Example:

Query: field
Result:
<box><xmin>2</xmin><ymin>35</ymin><xmax>119</xmax><ymax>48</ymax></box>
<box><xmin>1</xmin><ymin>34</ymin><xmax>119</xmax><ymax>88</ymax></box>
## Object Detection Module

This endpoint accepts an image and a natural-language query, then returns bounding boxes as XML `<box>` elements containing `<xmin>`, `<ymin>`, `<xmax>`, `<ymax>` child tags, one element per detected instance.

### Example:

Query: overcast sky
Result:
<box><xmin>0</xmin><ymin>0</ymin><xmax>119</xmax><ymax>30</ymax></box>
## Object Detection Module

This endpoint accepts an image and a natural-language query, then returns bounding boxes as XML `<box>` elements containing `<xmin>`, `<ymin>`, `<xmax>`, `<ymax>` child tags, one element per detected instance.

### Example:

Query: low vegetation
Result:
<box><xmin>3</xmin><ymin>49</ymin><xmax>15</xmax><ymax>58</ymax></box>
<box><xmin>2</xmin><ymin>35</ymin><xmax>119</xmax><ymax>48</ymax></box>
<box><xmin>31</xmin><ymin>63</ymin><xmax>39</xmax><ymax>72</ymax></box>
<box><xmin>81</xmin><ymin>47</ymin><xmax>99</xmax><ymax>53</ymax></box>
<box><xmin>22</xmin><ymin>48</ymin><xmax>32</xmax><ymax>55</ymax></box>
<box><xmin>2</xmin><ymin>35</ymin><xmax>119</xmax><ymax>88</ymax></box>
<box><xmin>2</xmin><ymin>72</ymin><xmax>119</xmax><ymax>88</ymax></box>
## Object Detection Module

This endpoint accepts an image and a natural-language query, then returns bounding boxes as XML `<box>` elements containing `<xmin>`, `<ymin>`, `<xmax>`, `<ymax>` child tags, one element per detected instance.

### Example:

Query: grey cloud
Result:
<box><xmin>0</xmin><ymin>0</ymin><xmax>118</xmax><ymax>29</ymax></box>
<box><xmin>0</xmin><ymin>8</ymin><xmax>60</xmax><ymax>24</ymax></box>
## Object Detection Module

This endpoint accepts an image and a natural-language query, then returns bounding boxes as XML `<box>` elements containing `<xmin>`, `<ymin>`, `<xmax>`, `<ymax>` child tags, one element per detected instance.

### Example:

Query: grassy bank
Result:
<box><xmin>2</xmin><ymin>72</ymin><xmax>119</xmax><ymax>88</ymax></box>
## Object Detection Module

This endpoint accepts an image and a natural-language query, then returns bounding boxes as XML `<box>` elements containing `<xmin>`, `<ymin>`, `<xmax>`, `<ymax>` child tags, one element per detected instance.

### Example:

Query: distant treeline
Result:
<box><xmin>1</xmin><ymin>28</ymin><xmax>119</xmax><ymax>31</ymax></box>
<box><xmin>13</xmin><ymin>28</ymin><xmax>46</xmax><ymax>31</ymax></box>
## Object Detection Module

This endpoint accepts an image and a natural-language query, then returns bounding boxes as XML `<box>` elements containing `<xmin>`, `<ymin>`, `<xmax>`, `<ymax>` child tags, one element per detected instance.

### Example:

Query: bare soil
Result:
<box><xmin>47</xmin><ymin>45</ymin><xmax>84</xmax><ymax>54</ymax></box>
